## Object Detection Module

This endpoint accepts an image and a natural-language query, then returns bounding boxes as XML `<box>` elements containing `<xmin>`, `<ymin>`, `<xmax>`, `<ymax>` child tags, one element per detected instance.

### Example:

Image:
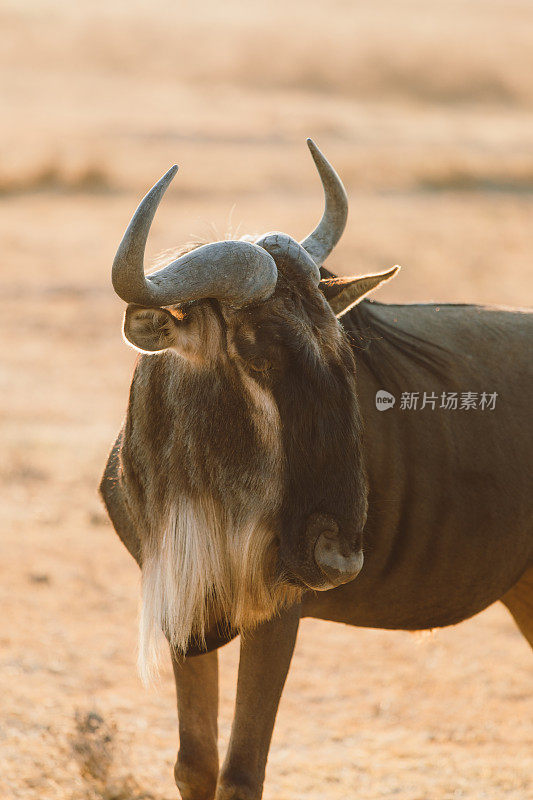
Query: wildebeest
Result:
<box><xmin>100</xmin><ymin>140</ymin><xmax>532</xmax><ymax>800</ymax></box>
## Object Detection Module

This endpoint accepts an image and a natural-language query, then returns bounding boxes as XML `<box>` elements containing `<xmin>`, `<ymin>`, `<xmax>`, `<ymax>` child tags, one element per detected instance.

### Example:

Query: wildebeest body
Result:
<box><xmin>100</xmin><ymin>142</ymin><xmax>532</xmax><ymax>800</ymax></box>
<box><xmin>103</xmin><ymin>300</ymin><xmax>533</xmax><ymax>640</ymax></box>
<box><xmin>304</xmin><ymin>300</ymin><xmax>533</xmax><ymax>630</ymax></box>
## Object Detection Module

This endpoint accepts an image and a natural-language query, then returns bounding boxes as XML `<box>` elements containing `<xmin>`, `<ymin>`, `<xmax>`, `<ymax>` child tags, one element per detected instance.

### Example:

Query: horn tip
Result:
<box><xmin>154</xmin><ymin>164</ymin><xmax>179</xmax><ymax>194</ymax></box>
<box><xmin>306</xmin><ymin>138</ymin><xmax>325</xmax><ymax>167</ymax></box>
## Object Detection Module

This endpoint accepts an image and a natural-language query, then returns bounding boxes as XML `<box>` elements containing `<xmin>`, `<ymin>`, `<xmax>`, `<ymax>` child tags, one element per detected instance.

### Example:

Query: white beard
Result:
<box><xmin>138</xmin><ymin>496</ymin><xmax>299</xmax><ymax>683</ymax></box>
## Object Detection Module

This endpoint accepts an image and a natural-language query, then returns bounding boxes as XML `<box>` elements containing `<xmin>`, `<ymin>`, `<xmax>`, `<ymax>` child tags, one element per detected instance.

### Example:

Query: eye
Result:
<box><xmin>248</xmin><ymin>357</ymin><xmax>272</xmax><ymax>373</ymax></box>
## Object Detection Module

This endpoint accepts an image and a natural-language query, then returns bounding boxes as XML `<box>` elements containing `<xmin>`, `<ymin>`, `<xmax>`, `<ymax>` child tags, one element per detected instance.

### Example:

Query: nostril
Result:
<box><xmin>320</xmin><ymin>529</ymin><xmax>339</xmax><ymax>542</ymax></box>
<box><xmin>306</xmin><ymin>513</ymin><xmax>339</xmax><ymax>540</ymax></box>
<box><xmin>314</xmin><ymin>531</ymin><xmax>340</xmax><ymax>561</ymax></box>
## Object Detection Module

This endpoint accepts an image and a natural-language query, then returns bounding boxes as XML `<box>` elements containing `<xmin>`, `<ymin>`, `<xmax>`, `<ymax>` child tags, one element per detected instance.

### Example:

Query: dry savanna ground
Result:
<box><xmin>1</xmin><ymin>1</ymin><xmax>532</xmax><ymax>798</ymax></box>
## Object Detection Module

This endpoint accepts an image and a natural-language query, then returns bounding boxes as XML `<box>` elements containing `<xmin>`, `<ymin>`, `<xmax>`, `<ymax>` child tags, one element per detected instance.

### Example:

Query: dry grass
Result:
<box><xmin>1</xmin><ymin>1</ymin><xmax>532</xmax><ymax>798</ymax></box>
<box><xmin>0</xmin><ymin>164</ymin><xmax>112</xmax><ymax>197</ymax></box>
<box><xmin>70</xmin><ymin>710</ymin><xmax>154</xmax><ymax>800</ymax></box>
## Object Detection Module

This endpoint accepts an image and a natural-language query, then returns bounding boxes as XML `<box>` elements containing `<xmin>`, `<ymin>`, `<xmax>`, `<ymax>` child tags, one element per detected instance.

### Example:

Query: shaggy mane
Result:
<box><xmin>340</xmin><ymin>299</ymin><xmax>458</xmax><ymax>386</ymax></box>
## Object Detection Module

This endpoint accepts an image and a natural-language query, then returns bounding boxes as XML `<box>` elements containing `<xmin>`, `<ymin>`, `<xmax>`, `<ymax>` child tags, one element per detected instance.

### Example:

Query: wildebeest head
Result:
<box><xmin>112</xmin><ymin>141</ymin><xmax>397</xmax><ymax>670</ymax></box>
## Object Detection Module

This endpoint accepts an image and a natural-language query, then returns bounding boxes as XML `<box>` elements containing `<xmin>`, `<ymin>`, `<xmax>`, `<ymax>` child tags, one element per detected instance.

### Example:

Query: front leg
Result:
<box><xmin>173</xmin><ymin>649</ymin><xmax>220</xmax><ymax>800</ymax></box>
<box><xmin>216</xmin><ymin>604</ymin><xmax>301</xmax><ymax>800</ymax></box>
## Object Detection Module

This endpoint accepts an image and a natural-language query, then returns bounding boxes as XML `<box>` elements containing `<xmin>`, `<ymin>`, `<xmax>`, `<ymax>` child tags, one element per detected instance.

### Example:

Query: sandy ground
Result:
<box><xmin>1</xmin><ymin>2</ymin><xmax>532</xmax><ymax>798</ymax></box>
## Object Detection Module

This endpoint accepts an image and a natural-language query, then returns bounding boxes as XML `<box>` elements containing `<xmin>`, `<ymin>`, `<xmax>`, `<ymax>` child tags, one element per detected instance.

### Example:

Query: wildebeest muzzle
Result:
<box><xmin>280</xmin><ymin>513</ymin><xmax>365</xmax><ymax>591</ymax></box>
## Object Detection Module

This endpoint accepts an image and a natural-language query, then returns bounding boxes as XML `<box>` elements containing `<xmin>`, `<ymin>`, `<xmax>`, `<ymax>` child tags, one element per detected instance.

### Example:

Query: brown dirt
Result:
<box><xmin>1</xmin><ymin>2</ymin><xmax>531</xmax><ymax>798</ymax></box>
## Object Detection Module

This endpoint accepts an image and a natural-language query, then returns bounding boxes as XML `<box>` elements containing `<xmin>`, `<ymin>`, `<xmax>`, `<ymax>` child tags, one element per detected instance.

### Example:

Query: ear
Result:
<box><xmin>320</xmin><ymin>266</ymin><xmax>400</xmax><ymax>316</ymax></box>
<box><xmin>123</xmin><ymin>306</ymin><xmax>182</xmax><ymax>353</ymax></box>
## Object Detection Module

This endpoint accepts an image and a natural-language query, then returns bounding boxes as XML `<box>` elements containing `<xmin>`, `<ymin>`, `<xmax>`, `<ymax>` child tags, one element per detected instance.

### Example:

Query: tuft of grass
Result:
<box><xmin>71</xmin><ymin>710</ymin><xmax>116</xmax><ymax>787</ymax></box>
<box><xmin>70</xmin><ymin>709</ymin><xmax>158</xmax><ymax>800</ymax></box>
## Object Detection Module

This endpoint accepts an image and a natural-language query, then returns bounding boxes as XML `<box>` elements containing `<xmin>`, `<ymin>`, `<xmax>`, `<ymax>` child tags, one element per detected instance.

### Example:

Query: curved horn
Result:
<box><xmin>255</xmin><ymin>232</ymin><xmax>320</xmax><ymax>285</ymax></box>
<box><xmin>112</xmin><ymin>167</ymin><xmax>278</xmax><ymax>308</ymax></box>
<box><xmin>300</xmin><ymin>139</ymin><xmax>348</xmax><ymax>267</ymax></box>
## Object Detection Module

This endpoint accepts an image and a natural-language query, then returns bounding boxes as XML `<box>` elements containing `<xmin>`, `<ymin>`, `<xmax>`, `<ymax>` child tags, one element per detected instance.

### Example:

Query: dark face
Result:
<box><xmin>124</xmin><ymin>264</ymin><xmax>368</xmax><ymax>593</ymax></box>
<box><xmin>225</xmin><ymin>272</ymin><xmax>368</xmax><ymax>590</ymax></box>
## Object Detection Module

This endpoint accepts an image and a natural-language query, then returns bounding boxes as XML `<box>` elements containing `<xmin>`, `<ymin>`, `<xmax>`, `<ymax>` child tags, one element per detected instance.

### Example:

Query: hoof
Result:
<box><xmin>215</xmin><ymin>777</ymin><xmax>261</xmax><ymax>800</ymax></box>
<box><xmin>175</xmin><ymin>756</ymin><xmax>218</xmax><ymax>800</ymax></box>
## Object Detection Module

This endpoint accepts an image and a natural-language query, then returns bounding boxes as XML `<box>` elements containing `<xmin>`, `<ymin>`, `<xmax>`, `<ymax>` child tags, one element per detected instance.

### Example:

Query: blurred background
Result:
<box><xmin>1</xmin><ymin>1</ymin><xmax>531</xmax><ymax>798</ymax></box>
